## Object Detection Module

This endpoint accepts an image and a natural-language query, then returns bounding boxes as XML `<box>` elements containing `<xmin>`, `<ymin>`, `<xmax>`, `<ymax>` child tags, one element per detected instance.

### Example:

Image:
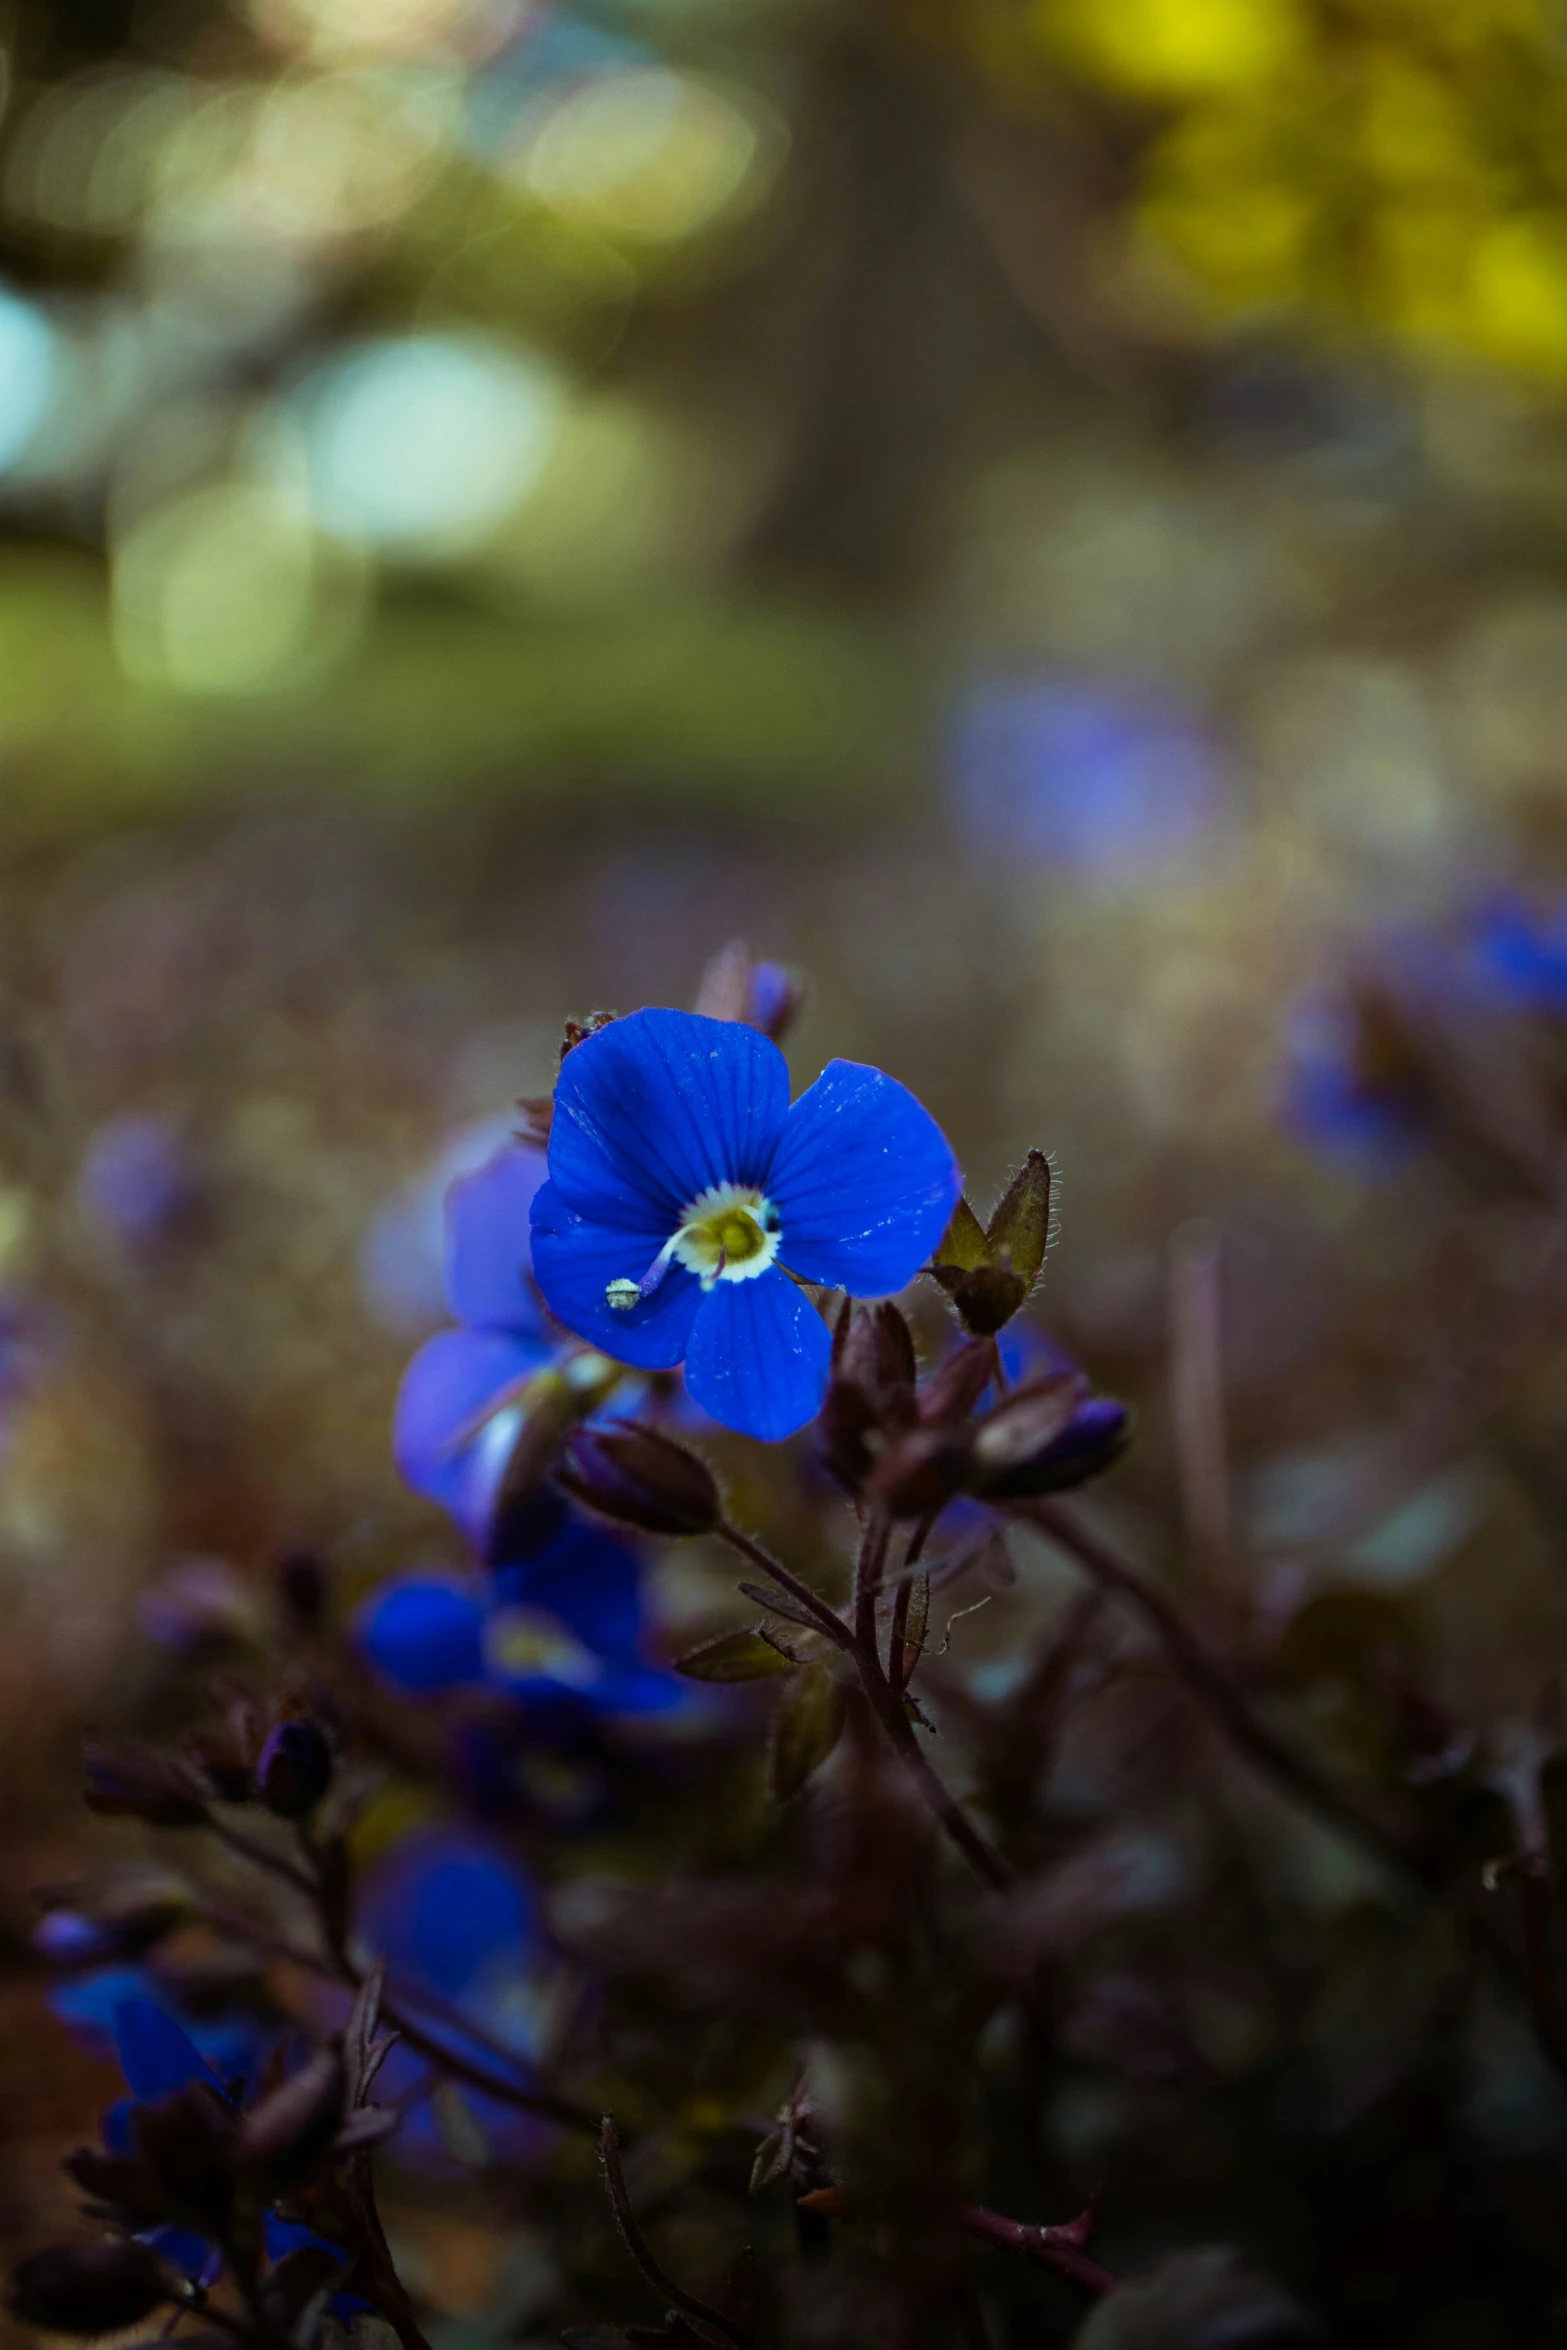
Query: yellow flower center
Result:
<box><xmin>605</xmin><ymin>1180</ymin><xmax>783</xmax><ymax>1309</ymax></box>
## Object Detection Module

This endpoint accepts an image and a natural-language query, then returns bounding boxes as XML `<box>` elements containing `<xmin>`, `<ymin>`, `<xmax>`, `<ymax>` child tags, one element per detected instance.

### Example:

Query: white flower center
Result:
<box><xmin>605</xmin><ymin>1181</ymin><xmax>782</xmax><ymax>1309</ymax></box>
<box><xmin>484</xmin><ymin>1606</ymin><xmax>604</xmax><ymax>1691</ymax></box>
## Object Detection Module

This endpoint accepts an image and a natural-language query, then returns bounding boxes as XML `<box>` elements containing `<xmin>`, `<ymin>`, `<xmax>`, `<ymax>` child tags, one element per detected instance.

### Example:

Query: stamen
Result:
<box><xmin>606</xmin><ymin>1230</ymin><xmax>685</xmax><ymax>1311</ymax></box>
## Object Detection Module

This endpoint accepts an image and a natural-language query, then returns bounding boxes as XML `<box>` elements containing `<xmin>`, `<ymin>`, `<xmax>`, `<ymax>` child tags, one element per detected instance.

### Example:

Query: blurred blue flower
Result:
<box><xmin>1280</xmin><ymin>989</ymin><xmax>1426</xmax><ymax>1171</ymax></box>
<box><xmin>1471</xmin><ymin>892</ymin><xmax>1567</xmax><ymax>1018</ymax></box>
<box><xmin>393</xmin><ymin>1139</ymin><xmax>634</xmax><ymax>1554</ymax></box>
<box><xmin>360</xmin><ymin>1114</ymin><xmax>520</xmax><ymax>1337</ymax></box>
<box><xmin>356</xmin><ymin>1517</ymin><xmax>682</xmax><ymax>1718</ymax></box>
<box><xmin>353</xmin><ymin>1828</ymin><xmax>551</xmax><ymax>2173</ymax></box>
<box><xmin>63</xmin><ymin>1989</ymin><xmax>361</xmax><ymax>2304</ymax></box>
<box><xmin>948</xmin><ymin>674</ymin><xmax>1232</xmax><ymax>880</ymax></box>
<box><xmin>77</xmin><ymin>1113</ymin><xmax>198</xmax><ymax>1248</ymax></box>
<box><xmin>531</xmin><ymin>1009</ymin><xmax>960</xmax><ymax>1441</ymax></box>
<box><xmin>50</xmin><ymin>1964</ymin><xmax>271</xmax><ymax>2094</ymax></box>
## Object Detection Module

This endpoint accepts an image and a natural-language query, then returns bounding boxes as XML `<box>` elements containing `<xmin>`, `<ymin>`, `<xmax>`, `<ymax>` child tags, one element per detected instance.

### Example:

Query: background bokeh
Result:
<box><xmin>12</xmin><ymin>0</ymin><xmax>1567</xmax><ymax>2340</ymax></box>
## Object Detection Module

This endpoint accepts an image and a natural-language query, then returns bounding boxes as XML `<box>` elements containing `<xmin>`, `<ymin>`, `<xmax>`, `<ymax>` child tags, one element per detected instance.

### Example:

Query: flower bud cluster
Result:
<box><xmin>85</xmin><ymin>1695</ymin><xmax>335</xmax><ymax>1826</ymax></box>
<box><xmin>823</xmin><ymin>1302</ymin><xmax>1129</xmax><ymax>1520</ymax></box>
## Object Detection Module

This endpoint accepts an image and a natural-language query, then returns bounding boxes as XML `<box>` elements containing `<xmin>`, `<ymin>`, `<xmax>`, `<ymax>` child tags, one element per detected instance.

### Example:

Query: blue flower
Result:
<box><xmin>394</xmin><ymin>1141</ymin><xmax>629</xmax><ymax>1552</ymax></box>
<box><xmin>50</xmin><ymin>1964</ymin><xmax>271</xmax><ymax>2096</ymax></box>
<box><xmin>1279</xmin><ymin>988</ymin><xmax>1427</xmax><ymax>1172</ymax></box>
<box><xmin>77</xmin><ymin>1114</ymin><xmax>198</xmax><ymax>1248</ymax></box>
<box><xmin>948</xmin><ymin>674</ymin><xmax>1231</xmax><ymax>881</ymax></box>
<box><xmin>1471</xmin><ymin>891</ymin><xmax>1567</xmax><ymax>1018</ymax></box>
<box><xmin>351</xmin><ymin>1828</ymin><xmax>550</xmax><ymax>2173</ymax></box>
<box><xmin>61</xmin><ymin>1989</ymin><xmax>363</xmax><ymax>2306</ymax></box>
<box><xmin>355</xmin><ymin>1517</ymin><xmax>682</xmax><ymax>1718</ymax></box>
<box><xmin>360</xmin><ymin>1114</ymin><xmax>521</xmax><ymax>1337</ymax></box>
<box><xmin>530</xmin><ymin>1010</ymin><xmax>961</xmax><ymax>1441</ymax></box>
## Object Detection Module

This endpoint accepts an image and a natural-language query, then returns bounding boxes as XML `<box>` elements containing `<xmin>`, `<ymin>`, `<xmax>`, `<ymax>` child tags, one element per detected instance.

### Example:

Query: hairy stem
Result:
<box><xmin>599</xmin><ymin>2115</ymin><xmax>744</xmax><ymax>2347</ymax></box>
<box><xmin>717</xmin><ymin>1522</ymin><xmax>854</xmax><ymax>1650</ymax></box>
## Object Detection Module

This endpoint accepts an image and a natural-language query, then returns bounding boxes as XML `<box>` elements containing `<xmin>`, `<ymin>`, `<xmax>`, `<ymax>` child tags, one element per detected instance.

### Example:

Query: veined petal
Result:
<box><xmin>531</xmin><ymin>1183</ymin><xmax>701</xmax><ymax>1367</ymax></box>
<box><xmin>684</xmin><ymin>1267</ymin><xmax>832</xmax><ymax>1441</ymax></box>
<box><xmin>546</xmin><ymin>1009</ymin><xmax>791</xmax><ymax>1229</ymax></box>
<box><xmin>356</xmin><ymin>1577</ymin><xmax>488</xmax><ymax>1692</ymax></box>
<box><xmin>393</xmin><ymin>1326</ymin><xmax>555</xmax><ymax>1545</ymax></box>
<box><xmin>767</xmin><ymin>1060</ymin><xmax>960</xmax><ymax>1295</ymax></box>
<box><xmin>445</xmin><ymin>1145</ymin><xmax>547</xmax><ymax>1332</ymax></box>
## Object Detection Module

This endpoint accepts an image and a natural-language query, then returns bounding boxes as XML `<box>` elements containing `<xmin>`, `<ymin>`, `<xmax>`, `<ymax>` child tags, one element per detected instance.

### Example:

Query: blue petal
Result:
<box><xmin>766</xmin><ymin>1061</ymin><xmax>960</xmax><ymax>1294</ymax></box>
<box><xmin>115</xmin><ymin>1998</ymin><xmax>224</xmax><ymax>2102</ymax></box>
<box><xmin>587</xmin><ymin>1662</ymin><xmax>688</xmax><ymax>1715</ymax></box>
<box><xmin>264</xmin><ymin>2216</ymin><xmax>371</xmax><ymax>2316</ymax></box>
<box><xmin>492</xmin><ymin>1518</ymin><xmax>644</xmax><ymax>1660</ymax></box>
<box><xmin>445</xmin><ymin>1145</ymin><xmax>548</xmax><ymax>1331</ymax></box>
<box><xmin>684</xmin><ymin>1268</ymin><xmax>832</xmax><ymax>1440</ymax></box>
<box><xmin>356</xmin><ymin>1577</ymin><xmax>488</xmax><ymax>1692</ymax></box>
<box><xmin>358</xmin><ymin>1829</ymin><xmax>537</xmax><ymax>2001</ymax></box>
<box><xmin>545</xmin><ymin>1009</ymin><xmax>790</xmax><ymax>1228</ymax></box>
<box><xmin>142</xmin><ymin>2227</ymin><xmax>220</xmax><ymax>2286</ymax></box>
<box><xmin>394</xmin><ymin>1326</ymin><xmax>555</xmax><ymax>1545</ymax></box>
<box><xmin>530</xmin><ymin>1184</ymin><xmax>701</xmax><ymax>1368</ymax></box>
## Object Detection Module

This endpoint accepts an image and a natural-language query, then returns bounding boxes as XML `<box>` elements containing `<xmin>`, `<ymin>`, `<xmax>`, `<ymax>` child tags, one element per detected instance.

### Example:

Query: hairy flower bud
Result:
<box><xmin>866</xmin><ymin>1428</ymin><xmax>972</xmax><ymax>1519</ymax></box>
<box><xmin>929</xmin><ymin>1154</ymin><xmax>1055</xmax><ymax>1335</ymax></box>
<box><xmin>969</xmin><ymin>1382</ymin><xmax>1131</xmax><ymax>1499</ymax></box>
<box><xmin>255</xmin><ymin>1720</ymin><xmax>332</xmax><ymax>1819</ymax></box>
<box><xmin>82</xmin><ymin>1741</ymin><xmax>209</xmax><ymax>1829</ymax></box>
<box><xmin>9</xmin><ymin>2241</ymin><xmax>170</xmax><ymax>2334</ymax></box>
<box><xmin>916</xmin><ymin>1339</ymin><xmax>997</xmax><ymax>1428</ymax></box>
<box><xmin>834</xmin><ymin>1301</ymin><xmax>917</xmax><ymax>1417</ymax></box>
<box><xmin>820</xmin><ymin>1302</ymin><xmax>920</xmax><ymax>1493</ymax></box>
<box><xmin>561</xmin><ymin>1423</ymin><xmax>721</xmax><ymax>1537</ymax></box>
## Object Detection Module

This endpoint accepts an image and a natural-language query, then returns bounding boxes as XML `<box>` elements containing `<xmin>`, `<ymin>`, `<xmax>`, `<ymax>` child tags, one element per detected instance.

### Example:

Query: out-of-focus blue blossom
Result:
<box><xmin>360</xmin><ymin>1114</ymin><xmax>519</xmax><ymax>1337</ymax></box>
<box><xmin>63</xmin><ymin>1992</ymin><xmax>362</xmax><ymax>2305</ymax></box>
<box><xmin>947</xmin><ymin>674</ymin><xmax>1233</xmax><ymax>881</ymax></box>
<box><xmin>50</xmin><ymin>1964</ymin><xmax>271</xmax><ymax>2094</ymax></box>
<box><xmin>356</xmin><ymin>1517</ymin><xmax>682</xmax><ymax>1718</ymax></box>
<box><xmin>1280</xmin><ymin>989</ymin><xmax>1427</xmax><ymax>1171</ymax></box>
<box><xmin>353</xmin><ymin>1827</ymin><xmax>551</xmax><ymax>2173</ymax></box>
<box><xmin>1471</xmin><ymin>892</ymin><xmax>1567</xmax><ymax>1018</ymax></box>
<box><xmin>35</xmin><ymin>1910</ymin><xmax>119</xmax><ymax>1966</ymax></box>
<box><xmin>532</xmin><ymin>1009</ymin><xmax>960</xmax><ymax>1441</ymax></box>
<box><xmin>393</xmin><ymin>1139</ymin><xmax>634</xmax><ymax>1552</ymax></box>
<box><xmin>77</xmin><ymin>1113</ymin><xmax>197</xmax><ymax>1248</ymax></box>
<box><xmin>746</xmin><ymin>961</ymin><xmax>799</xmax><ymax>1038</ymax></box>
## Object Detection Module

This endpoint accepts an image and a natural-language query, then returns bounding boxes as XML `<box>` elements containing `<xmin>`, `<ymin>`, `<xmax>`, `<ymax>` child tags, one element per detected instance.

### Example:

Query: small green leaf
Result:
<box><xmin>931</xmin><ymin>1196</ymin><xmax>990</xmax><ymax>1273</ymax></box>
<box><xmin>676</xmin><ymin>1627</ymin><xmax>801</xmax><ymax>1682</ymax></box>
<box><xmin>748</xmin><ymin>2128</ymin><xmax>791</xmax><ymax>2194</ymax></box>
<box><xmin>736</xmin><ymin>1578</ymin><xmax>829</xmax><ymax>1631</ymax></box>
<box><xmin>769</xmin><ymin>1662</ymin><xmax>846</xmax><ymax>1799</ymax></box>
<box><xmin>759</xmin><ymin>1621</ymin><xmax>836</xmax><ymax>1666</ymax></box>
<box><xmin>984</xmin><ymin>1149</ymin><xmax>1054</xmax><ymax>1289</ymax></box>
